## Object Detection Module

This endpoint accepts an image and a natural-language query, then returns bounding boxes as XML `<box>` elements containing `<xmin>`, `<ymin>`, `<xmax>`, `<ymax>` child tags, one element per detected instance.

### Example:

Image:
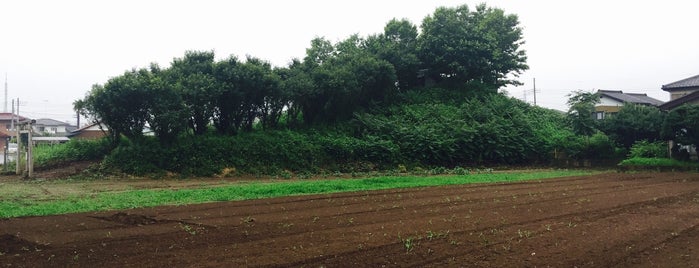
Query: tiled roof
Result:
<box><xmin>0</xmin><ymin>113</ymin><xmax>28</xmax><ymax>121</ymax></box>
<box><xmin>598</xmin><ymin>90</ymin><xmax>664</xmax><ymax>106</ymax></box>
<box><xmin>662</xmin><ymin>74</ymin><xmax>699</xmax><ymax>91</ymax></box>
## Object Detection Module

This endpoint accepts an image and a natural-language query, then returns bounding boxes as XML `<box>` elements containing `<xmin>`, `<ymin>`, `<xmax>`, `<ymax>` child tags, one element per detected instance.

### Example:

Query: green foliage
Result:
<box><xmin>628</xmin><ymin>140</ymin><xmax>667</xmax><ymax>158</ymax></box>
<box><xmin>0</xmin><ymin>170</ymin><xmax>596</xmax><ymax>218</ymax></box>
<box><xmin>566</xmin><ymin>90</ymin><xmax>599</xmax><ymax>136</ymax></box>
<box><xmin>599</xmin><ymin>104</ymin><xmax>665</xmax><ymax>148</ymax></box>
<box><xmin>662</xmin><ymin>104</ymin><xmax>699</xmax><ymax>149</ymax></box>
<box><xmin>34</xmin><ymin>139</ymin><xmax>111</xmax><ymax>168</ymax></box>
<box><xmin>619</xmin><ymin>157</ymin><xmax>699</xmax><ymax>169</ymax></box>
<box><xmin>355</xmin><ymin>91</ymin><xmax>563</xmax><ymax>165</ymax></box>
<box><xmin>418</xmin><ymin>4</ymin><xmax>527</xmax><ymax>88</ymax></box>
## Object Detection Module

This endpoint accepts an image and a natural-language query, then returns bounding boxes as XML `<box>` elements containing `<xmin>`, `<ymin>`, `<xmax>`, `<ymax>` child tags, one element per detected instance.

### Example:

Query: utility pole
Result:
<box><xmin>14</xmin><ymin>99</ymin><xmax>20</xmax><ymax>175</ymax></box>
<box><xmin>3</xmin><ymin>73</ymin><xmax>7</xmax><ymax>113</ymax></box>
<box><xmin>533</xmin><ymin>78</ymin><xmax>537</xmax><ymax>106</ymax></box>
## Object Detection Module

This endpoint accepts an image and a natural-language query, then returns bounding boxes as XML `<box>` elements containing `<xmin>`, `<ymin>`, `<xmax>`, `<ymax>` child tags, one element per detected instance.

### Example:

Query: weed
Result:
<box><xmin>179</xmin><ymin>223</ymin><xmax>197</xmax><ymax>235</ymax></box>
<box><xmin>517</xmin><ymin>229</ymin><xmax>533</xmax><ymax>239</ymax></box>
<box><xmin>401</xmin><ymin>237</ymin><xmax>416</xmax><ymax>253</ymax></box>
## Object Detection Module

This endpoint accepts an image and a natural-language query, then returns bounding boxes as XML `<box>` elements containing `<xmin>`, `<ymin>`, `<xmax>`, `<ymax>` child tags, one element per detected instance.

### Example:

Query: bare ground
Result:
<box><xmin>1</xmin><ymin>172</ymin><xmax>698</xmax><ymax>267</ymax></box>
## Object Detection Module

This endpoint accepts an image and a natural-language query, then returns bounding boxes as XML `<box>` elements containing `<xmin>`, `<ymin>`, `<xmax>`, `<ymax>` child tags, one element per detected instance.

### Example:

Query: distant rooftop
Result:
<box><xmin>0</xmin><ymin>113</ymin><xmax>29</xmax><ymax>121</ymax></box>
<box><xmin>34</xmin><ymin>118</ymin><xmax>72</xmax><ymax>126</ymax></box>
<box><xmin>597</xmin><ymin>90</ymin><xmax>664</xmax><ymax>106</ymax></box>
<box><xmin>662</xmin><ymin>74</ymin><xmax>699</xmax><ymax>91</ymax></box>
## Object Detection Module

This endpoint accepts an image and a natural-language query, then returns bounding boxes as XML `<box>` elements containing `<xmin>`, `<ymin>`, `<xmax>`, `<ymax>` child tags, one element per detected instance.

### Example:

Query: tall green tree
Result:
<box><xmin>566</xmin><ymin>90</ymin><xmax>599</xmax><ymax>136</ymax></box>
<box><xmin>87</xmin><ymin>71</ymin><xmax>152</xmax><ymax>141</ymax></box>
<box><xmin>418</xmin><ymin>4</ymin><xmax>527</xmax><ymax>90</ymax></box>
<box><xmin>301</xmin><ymin>36</ymin><xmax>397</xmax><ymax>124</ymax></box>
<box><xmin>275</xmin><ymin>59</ymin><xmax>313</xmax><ymax>128</ymax></box>
<box><xmin>366</xmin><ymin>18</ymin><xmax>421</xmax><ymax>90</ymax></box>
<box><xmin>145</xmin><ymin>64</ymin><xmax>188</xmax><ymax>143</ymax></box>
<box><xmin>212</xmin><ymin>56</ymin><xmax>243</xmax><ymax>134</ymax></box>
<box><xmin>169</xmin><ymin>50</ymin><xmax>217</xmax><ymax>135</ymax></box>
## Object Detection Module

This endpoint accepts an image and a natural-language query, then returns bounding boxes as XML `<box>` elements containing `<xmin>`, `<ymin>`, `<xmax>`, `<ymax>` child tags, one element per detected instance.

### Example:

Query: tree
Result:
<box><xmin>662</xmin><ymin>104</ymin><xmax>699</xmax><ymax>154</ymax></box>
<box><xmin>234</xmin><ymin>57</ymin><xmax>281</xmax><ymax>131</ymax></box>
<box><xmin>275</xmin><ymin>59</ymin><xmax>313</xmax><ymax>128</ymax></box>
<box><xmin>418</xmin><ymin>4</ymin><xmax>527</xmax><ymax>90</ymax></box>
<box><xmin>566</xmin><ymin>90</ymin><xmax>599</xmax><ymax>136</ymax></box>
<box><xmin>366</xmin><ymin>18</ymin><xmax>421</xmax><ymax>90</ymax></box>
<box><xmin>144</xmin><ymin>64</ymin><xmax>188</xmax><ymax>144</ymax></box>
<box><xmin>599</xmin><ymin>104</ymin><xmax>665</xmax><ymax>148</ymax></box>
<box><xmin>212</xmin><ymin>56</ymin><xmax>243</xmax><ymax>134</ymax></box>
<box><xmin>300</xmin><ymin>36</ymin><xmax>397</xmax><ymax>125</ymax></box>
<box><xmin>169</xmin><ymin>50</ymin><xmax>217</xmax><ymax>135</ymax></box>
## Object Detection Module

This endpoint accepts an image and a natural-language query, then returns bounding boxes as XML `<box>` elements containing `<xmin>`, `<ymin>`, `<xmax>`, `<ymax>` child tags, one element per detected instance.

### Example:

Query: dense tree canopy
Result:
<box><xmin>599</xmin><ymin>104</ymin><xmax>665</xmax><ymax>148</ymax></box>
<box><xmin>662</xmin><ymin>104</ymin><xmax>699</xmax><ymax>149</ymax></box>
<box><xmin>418</xmin><ymin>4</ymin><xmax>527</xmax><ymax>90</ymax></box>
<box><xmin>76</xmin><ymin>3</ymin><xmax>531</xmax><ymax>152</ymax></box>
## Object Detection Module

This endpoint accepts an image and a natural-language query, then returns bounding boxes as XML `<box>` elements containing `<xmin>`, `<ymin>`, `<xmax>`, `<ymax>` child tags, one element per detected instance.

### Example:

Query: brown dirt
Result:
<box><xmin>1</xmin><ymin>172</ymin><xmax>698</xmax><ymax>267</ymax></box>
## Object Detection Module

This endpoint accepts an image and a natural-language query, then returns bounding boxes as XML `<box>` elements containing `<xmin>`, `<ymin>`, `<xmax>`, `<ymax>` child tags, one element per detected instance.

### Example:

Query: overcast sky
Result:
<box><xmin>1</xmin><ymin>0</ymin><xmax>698</xmax><ymax>125</ymax></box>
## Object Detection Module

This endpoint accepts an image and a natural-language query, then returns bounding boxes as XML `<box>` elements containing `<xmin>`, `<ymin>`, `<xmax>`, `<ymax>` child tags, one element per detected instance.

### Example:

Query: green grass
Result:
<box><xmin>619</xmin><ymin>157</ymin><xmax>699</xmax><ymax>168</ymax></box>
<box><xmin>0</xmin><ymin>170</ymin><xmax>595</xmax><ymax>218</ymax></box>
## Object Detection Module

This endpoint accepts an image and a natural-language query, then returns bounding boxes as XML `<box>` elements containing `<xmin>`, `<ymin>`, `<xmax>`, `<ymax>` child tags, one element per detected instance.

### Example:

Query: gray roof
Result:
<box><xmin>598</xmin><ymin>90</ymin><xmax>664</xmax><ymax>106</ymax></box>
<box><xmin>34</xmin><ymin>118</ymin><xmax>71</xmax><ymax>126</ymax></box>
<box><xmin>662</xmin><ymin>74</ymin><xmax>699</xmax><ymax>91</ymax></box>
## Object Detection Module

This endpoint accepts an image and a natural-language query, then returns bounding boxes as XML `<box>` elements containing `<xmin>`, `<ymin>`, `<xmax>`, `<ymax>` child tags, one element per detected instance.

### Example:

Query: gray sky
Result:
<box><xmin>1</xmin><ymin>0</ymin><xmax>698</xmax><ymax>125</ymax></box>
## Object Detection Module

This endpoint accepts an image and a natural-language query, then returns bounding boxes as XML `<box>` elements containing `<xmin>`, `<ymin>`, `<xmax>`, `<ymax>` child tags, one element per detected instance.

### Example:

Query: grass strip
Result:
<box><xmin>0</xmin><ymin>170</ymin><xmax>595</xmax><ymax>218</ymax></box>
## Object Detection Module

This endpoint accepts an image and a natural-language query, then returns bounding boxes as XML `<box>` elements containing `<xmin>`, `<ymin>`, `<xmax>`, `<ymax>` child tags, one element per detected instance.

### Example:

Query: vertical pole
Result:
<box><xmin>15</xmin><ymin>99</ymin><xmax>20</xmax><ymax>175</ymax></box>
<box><xmin>533</xmin><ymin>78</ymin><xmax>537</xmax><ymax>106</ymax></box>
<box><xmin>27</xmin><ymin>121</ymin><xmax>32</xmax><ymax>178</ymax></box>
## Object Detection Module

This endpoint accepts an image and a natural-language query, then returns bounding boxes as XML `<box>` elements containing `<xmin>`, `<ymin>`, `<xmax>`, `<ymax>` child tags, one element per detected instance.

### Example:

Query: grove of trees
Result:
<box><xmin>71</xmin><ymin>4</ymin><xmax>698</xmax><ymax>176</ymax></box>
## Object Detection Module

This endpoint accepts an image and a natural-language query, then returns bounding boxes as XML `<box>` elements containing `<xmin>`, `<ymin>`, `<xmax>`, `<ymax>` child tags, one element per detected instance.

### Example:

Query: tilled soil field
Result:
<box><xmin>1</xmin><ymin>172</ymin><xmax>698</xmax><ymax>267</ymax></box>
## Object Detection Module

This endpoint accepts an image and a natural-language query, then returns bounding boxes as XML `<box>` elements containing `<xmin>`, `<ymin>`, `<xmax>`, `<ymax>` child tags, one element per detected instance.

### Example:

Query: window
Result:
<box><xmin>595</xmin><ymin>112</ymin><xmax>605</xmax><ymax>120</ymax></box>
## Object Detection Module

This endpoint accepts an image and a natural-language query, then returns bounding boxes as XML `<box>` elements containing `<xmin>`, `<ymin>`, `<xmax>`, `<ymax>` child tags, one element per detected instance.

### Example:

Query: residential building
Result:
<box><xmin>0</xmin><ymin>113</ymin><xmax>29</xmax><ymax>136</ymax></box>
<box><xmin>32</xmin><ymin>118</ymin><xmax>77</xmax><ymax>136</ymax></box>
<box><xmin>68</xmin><ymin>122</ymin><xmax>109</xmax><ymax>139</ymax></box>
<box><xmin>594</xmin><ymin>90</ymin><xmax>664</xmax><ymax>119</ymax></box>
<box><xmin>659</xmin><ymin>74</ymin><xmax>699</xmax><ymax>110</ymax></box>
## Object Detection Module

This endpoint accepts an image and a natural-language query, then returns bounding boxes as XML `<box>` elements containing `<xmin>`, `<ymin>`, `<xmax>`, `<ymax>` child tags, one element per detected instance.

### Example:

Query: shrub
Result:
<box><xmin>628</xmin><ymin>140</ymin><xmax>667</xmax><ymax>158</ymax></box>
<box><xmin>34</xmin><ymin>138</ymin><xmax>112</xmax><ymax>168</ymax></box>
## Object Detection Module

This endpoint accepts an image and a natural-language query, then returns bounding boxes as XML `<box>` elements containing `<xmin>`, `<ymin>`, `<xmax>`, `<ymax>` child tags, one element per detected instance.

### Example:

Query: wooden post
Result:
<box><xmin>27</xmin><ymin>120</ymin><xmax>33</xmax><ymax>178</ymax></box>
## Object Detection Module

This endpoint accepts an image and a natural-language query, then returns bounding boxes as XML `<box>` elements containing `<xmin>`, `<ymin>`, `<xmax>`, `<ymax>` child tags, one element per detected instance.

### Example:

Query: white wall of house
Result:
<box><xmin>597</xmin><ymin>96</ymin><xmax>623</xmax><ymax>106</ymax></box>
<box><xmin>670</xmin><ymin>90</ymin><xmax>697</xmax><ymax>100</ymax></box>
<box><xmin>34</xmin><ymin>125</ymin><xmax>68</xmax><ymax>134</ymax></box>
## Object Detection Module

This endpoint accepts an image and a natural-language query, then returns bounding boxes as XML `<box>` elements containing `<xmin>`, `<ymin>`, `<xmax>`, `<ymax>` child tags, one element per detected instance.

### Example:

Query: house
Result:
<box><xmin>0</xmin><ymin>113</ymin><xmax>29</xmax><ymax>136</ymax></box>
<box><xmin>68</xmin><ymin>121</ymin><xmax>154</xmax><ymax>140</ymax></box>
<box><xmin>594</xmin><ymin>90</ymin><xmax>664</xmax><ymax>119</ymax></box>
<box><xmin>67</xmin><ymin>122</ymin><xmax>109</xmax><ymax>139</ymax></box>
<box><xmin>658</xmin><ymin>74</ymin><xmax>699</xmax><ymax>159</ymax></box>
<box><xmin>659</xmin><ymin>74</ymin><xmax>699</xmax><ymax>110</ymax></box>
<box><xmin>32</xmin><ymin>118</ymin><xmax>77</xmax><ymax>136</ymax></box>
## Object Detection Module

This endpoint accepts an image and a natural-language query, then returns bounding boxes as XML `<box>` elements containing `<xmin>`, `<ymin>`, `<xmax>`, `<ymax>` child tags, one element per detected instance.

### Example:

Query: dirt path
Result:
<box><xmin>1</xmin><ymin>172</ymin><xmax>698</xmax><ymax>267</ymax></box>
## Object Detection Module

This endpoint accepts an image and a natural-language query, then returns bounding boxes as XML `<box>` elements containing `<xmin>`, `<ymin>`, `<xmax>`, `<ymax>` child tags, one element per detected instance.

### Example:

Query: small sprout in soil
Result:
<box><xmin>545</xmin><ymin>224</ymin><xmax>552</xmax><ymax>231</ymax></box>
<box><xmin>180</xmin><ymin>223</ymin><xmax>197</xmax><ymax>235</ymax></box>
<box><xmin>517</xmin><ymin>229</ymin><xmax>533</xmax><ymax>239</ymax></box>
<box><xmin>312</xmin><ymin>216</ymin><xmax>320</xmax><ymax>223</ymax></box>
